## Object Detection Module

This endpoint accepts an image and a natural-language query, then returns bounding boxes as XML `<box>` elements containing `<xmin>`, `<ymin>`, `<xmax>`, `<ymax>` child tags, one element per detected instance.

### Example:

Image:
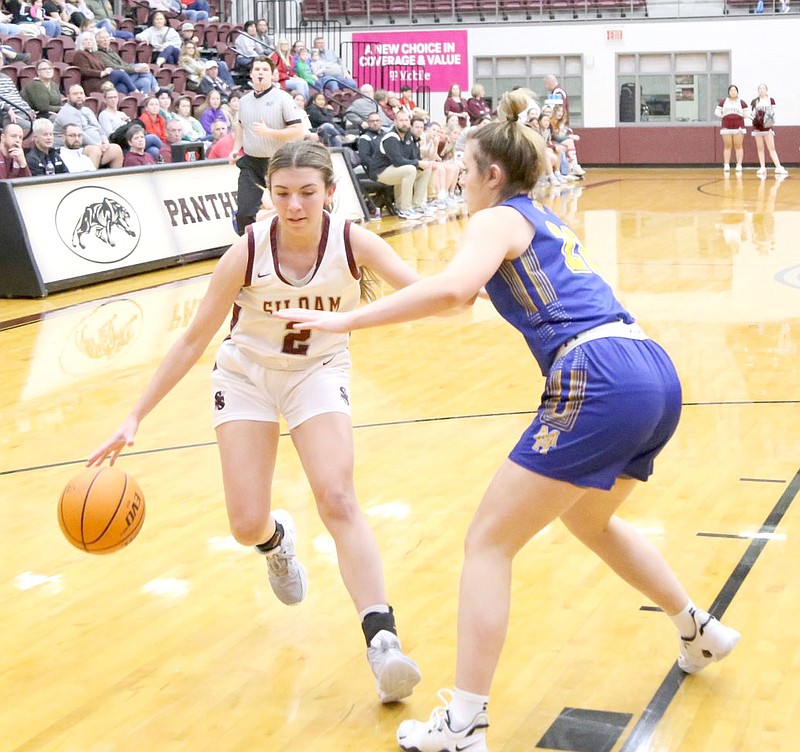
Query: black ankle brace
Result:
<box><xmin>255</xmin><ymin>521</ymin><xmax>284</xmax><ymax>554</ymax></box>
<box><xmin>361</xmin><ymin>606</ymin><xmax>396</xmax><ymax>646</ymax></box>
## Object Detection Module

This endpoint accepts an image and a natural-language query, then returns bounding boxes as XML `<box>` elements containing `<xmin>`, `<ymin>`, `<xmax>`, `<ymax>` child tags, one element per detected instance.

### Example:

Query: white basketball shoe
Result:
<box><xmin>397</xmin><ymin>690</ymin><xmax>489</xmax><ymax>752</ymax></box>
<box><xmin>367</xmin><ymin>629</ymin><xmax>421</xmax><ymax>703</ymax></box>
<box><xmin>258</xmin><ymin>510</ymin><xmax>308</xmax><ymax>605</ymax></box>
<box><xmin>677</xmin><ymin>608</ymin><xmax>740</xmax><ymax>674</ymax></box>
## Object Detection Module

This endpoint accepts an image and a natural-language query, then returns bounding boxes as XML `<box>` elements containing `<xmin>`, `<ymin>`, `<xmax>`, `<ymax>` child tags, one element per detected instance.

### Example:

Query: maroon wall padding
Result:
<box><xmin>577</xmin><ymin>125</ymin><xmax>800</xmax><ymax>166</ymax></box>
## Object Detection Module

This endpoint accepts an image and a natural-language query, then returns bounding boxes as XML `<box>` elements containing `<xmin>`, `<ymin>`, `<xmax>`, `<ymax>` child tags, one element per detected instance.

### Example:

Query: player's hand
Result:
<box><xmin>228</xmin><ymin>150</ymin><xmax>239</xmax><ymax>164</ymax></box>
<box><xmin>86</xmin><ymin>415</ymin><xmax>139</xmax><ymax>467</ymax></box>
<box><xmin>272</xmin><ymin>308</ymin><xmax>354</xmax><ymax>333</ymax></box>
<box><xmin>251</xmin><ymin>120</ymin><xmax>270</xmax><ymax>136</ymax></box>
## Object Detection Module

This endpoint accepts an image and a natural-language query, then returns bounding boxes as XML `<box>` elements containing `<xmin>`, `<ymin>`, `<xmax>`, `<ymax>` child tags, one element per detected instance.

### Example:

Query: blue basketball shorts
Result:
<box><xmin>509</xmin><ymin>337</ymin><xmax>682</xmax><ymax>490</ymax></box>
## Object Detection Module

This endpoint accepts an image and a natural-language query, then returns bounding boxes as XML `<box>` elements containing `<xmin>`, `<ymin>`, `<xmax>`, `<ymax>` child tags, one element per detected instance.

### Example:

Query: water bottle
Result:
<box><xmin>45</xmin><ymin>159</ymin><xmax>55</xmax><ymax>176</ymax></box>
<box><xmin>372</xmin><ymin>207</ymin><xmax>381</xmax><ymax>220</ymax></box>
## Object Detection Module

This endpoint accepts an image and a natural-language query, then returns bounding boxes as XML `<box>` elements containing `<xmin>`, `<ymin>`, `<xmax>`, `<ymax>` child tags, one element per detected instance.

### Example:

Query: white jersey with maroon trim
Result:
<box><xmin>218</xmin><ymin>211</ymin><xmax>361</xmax><ymax>370</ymax></box>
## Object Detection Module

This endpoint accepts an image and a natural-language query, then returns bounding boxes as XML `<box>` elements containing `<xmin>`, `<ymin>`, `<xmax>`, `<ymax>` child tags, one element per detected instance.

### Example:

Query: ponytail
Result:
<box><xmin>466</xmin><ymin>89</ymin><xmax>546</xmax><ymax>199</ymax></box>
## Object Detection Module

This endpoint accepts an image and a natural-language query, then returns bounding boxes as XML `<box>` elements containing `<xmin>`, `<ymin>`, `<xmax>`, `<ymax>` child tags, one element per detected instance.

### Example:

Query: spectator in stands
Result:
<box><xmin>20</xmin><ymin>60</ymin><xmax>62</xmax><ymax>120</ymax></box>
<box><xmin>530</xmin><ymin>111</ymin><xmax>564</xmax><ymax>187</ymax></box>
<box><xmin>136</xmin><ymin>11</ymin><xmax>182</xmax><ymax>66</ymax></box>
<box><xmin>84</xmin><ymin>0</ymin><xmax>133</xmax><ymax>39</ymax></box>
<box><xmin>206</xmin><ymin>124</ymin><xmax>233</xmax><ymax>159</ymax></box>
<box><xmin>26</xmin><ymin>117</ymin><xmax>68</xmax><ymax>175</ymax></box>
<box><xmin>177</xmin><ymin>0</ymin><xmax>215</xmax><ymax>23</ymax></box>
<box><xmin>1</xmin><ymin>44</ymin><xmax>30</xmax><ymax>66</ymax></box>
<box><xmin>311</xmin><ymin>35</ymin><xmax>357</xmax><ymax>89</ymax></box>
<box><xmin>254</xmin><ymin>18</ymin><xmax>274</xmax><ymax>50</ymax></box>
<box><xmin>369</xmin><ymin>109</ymin><xmax>433</xmax><ymax>221</ymax></box>
<box><xmin>58</xmin><ymin>122</ymin><xmax>98</xmax><ymax>171</ymax></box>
<box><xmin>158</xmin><ymin>117</ymin><xmax>184</xmax><ymax>161</ymax></box>
<box><xmin>376</xmin><ymin>89</ymin><xmax>396</xmax><ymax>123</ymax></box>
<box><xmin>178</xmin><ymin>21</ymin><xmax>198</xmax><ymax>44</ymax></box>
<box><xmin>202</xmin><ymin>59</ymin><xmax>233</xmax><ymax>100</ymax></box>
<box><xmin>95</xmin><ymin>28</ymin><xmax>158</xmax><ymax>94</ymax></box>
<box><xmin>0</xmin><ymin>71</ymin><xmax>36</xmax><ymax>134</ymax></box>
<box><xmin>467</xmin><ymin>83</ymin><xmax>492</xmax><ymax>126</ymax></box>
<box><xmin>420</xmin><ymin>121</ymin><xmax>459</xmax><ymax>209</ymax></box>
<box><xmin>234</xmin><ymin>20</ymin><xmax>262</xmax><ymax>69</ymax></box>
<box><xmin>179</xmin><ymin>40</ymin><xmax>209</xmax><ymax>93</ymax></box>
<box><xmin>356</xmin><ymin>111</ymin><xmax>383</xmax><ymax>167</ymax></box>
<box><xmin>4</xmin><ymin>0</ymin><xmax>60</xmax><ymax>35</ymax></box>
<box><xmin>271</xmin><ymin>37</ymin><xmax>310</xmax><ymax>100</ymax></box>
<box><xmin>294</xmin><ymin>47</ymin><xmax>321</xmax><ymax>92</ymax></box>
<box><xmin>343</xmin><ymin>84</ymin><xmax>392</xmax><ymax>137</ymax></box>
<box><xmin>74</xmin><ymin>31</ymin><xmax>139</xmax><ymax>95</ymax></box>
<box><xmin>307</xmin><ymin>91</ymin><xmax>346</xmax><ymax>148</ymax></box>
<box><xmin>172</xmin><ymin>95</ymin><xmax>207</xmax><ymax>140</ymax></box>
<box><xmin>53</xmin><ymin>84</ymin><xmax>124</xmax><ymax>167</ymax></box>
<box><xmin>138</xmin><ymin>94</ymin><xmax>167</xmax><ymax>145</ymax></box>
<box><xmin>543</xmin><ymin>73</ymin><xmax>568</xmax><ymax>116</ymax></box>
<box><xmin>196</xmin><ymin>89</ymin><xmax>228</xmax><ymax>135</ymax></box>
<box><xmin>122</xmin><ymin>123</ymin><xmax>157</xmax><ymax>166</ymax></box>
<box><xmin>156</xmin><ymin>88</ymin><xmax>176</xmax><ymax>120</ymax></box>
<box><xmin>97</xmin><ymin>86</ymin><xmax>161</xmax><ymax>160</ymax></box>
<box><xmin>438</xmin><ymin>121</ymin><xmax>465</xmax><ymax>194</ymax></box>
<box><xmin>550</xmin><ymin>103</ymin><xmax>584</xmax><ymax>177</ymax></box>
<box><xmin>147</xmin><ymin>0</ymin><xmax>208</xmax><ymax>23</ymax></box>
<box><xmin>43</xmin><ymin>0</ymin><xmax>81</xmax><ymax>35</ymax></box>
<box><xmin>0</xmin><ymin>122</ymin><xmax>31</xmax><ymax>178</ymax></box>
<box><xmin>291</xmin><ymin>92</ymin><xmax>313</xmax><ymax>137</ymax></box>
<box><xmin>205</xmin><ymin>117</ymin><xmax>231</xmax><ymax>156</ymax></box>
<box><xmin>98</xmin><ymin>86</ymin><xmax>129</xmax><ymax>135</ymax></box>
<box><xmin>222</xmin><ymin>88</ymin><xmax>241</xmax><ymax>131</ymax></box>
<box><xmin>0</xmin><ymin>8</ymin><xmax>26</xmax><ymax>37</ymax></box>
<box><xmin>443</xmin><ymin>83</ymin><xmax>468</xmax><ymax>129</ymax></box>
<box><xmin>397</xmin><ymin>85</ymin><xmax>416</xmax><ymax>112</ymax></box>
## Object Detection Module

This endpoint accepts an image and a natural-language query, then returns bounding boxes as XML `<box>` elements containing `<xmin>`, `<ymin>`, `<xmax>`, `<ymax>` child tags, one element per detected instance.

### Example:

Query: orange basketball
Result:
<box><xmin>58</xmin><ymin>467</ymin><xmax>145</xmax><ymax>554</ymax></box>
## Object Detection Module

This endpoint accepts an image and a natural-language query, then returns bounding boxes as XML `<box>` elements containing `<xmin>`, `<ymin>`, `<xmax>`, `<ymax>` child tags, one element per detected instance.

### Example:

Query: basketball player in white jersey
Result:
<box><xmin>88</xmin><ymin>140</ymin><xmax>423</xmax><ymax>704</ymax></box>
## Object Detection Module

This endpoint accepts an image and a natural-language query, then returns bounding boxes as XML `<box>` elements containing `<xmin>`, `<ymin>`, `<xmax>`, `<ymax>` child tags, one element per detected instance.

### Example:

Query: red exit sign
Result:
<box><xmin>607</xmin><ymin>29</ymin><xmax>623</xmax><ymax>41</ymax></box>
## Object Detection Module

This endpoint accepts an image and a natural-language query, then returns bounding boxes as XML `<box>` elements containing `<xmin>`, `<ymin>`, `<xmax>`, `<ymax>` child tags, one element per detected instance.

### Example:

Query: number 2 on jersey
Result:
<box><xmin>546</xmin><ymin>220</ymin><xmax>593</xmax><ymax>274</ymax></box>
<box><xmin>282</xmin><ymin>322</ymin><xmax>311</xmax><ymax>355</ymax></box>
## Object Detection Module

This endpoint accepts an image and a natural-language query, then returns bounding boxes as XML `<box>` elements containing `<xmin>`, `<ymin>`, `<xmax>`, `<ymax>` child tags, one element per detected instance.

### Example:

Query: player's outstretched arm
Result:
<box><xmin>274</xmin><ymin>206</ymin><xmax>522</xmax><ymax>332</ymax></box>
<box><xmin>86</xmin><ymin>236</ymin><xmax>249</xmax><ymax>466</ymax></box>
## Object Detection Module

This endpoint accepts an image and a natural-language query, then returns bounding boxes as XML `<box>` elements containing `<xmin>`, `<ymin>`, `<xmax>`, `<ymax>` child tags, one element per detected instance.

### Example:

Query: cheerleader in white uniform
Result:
<box><xmin>714</xmin><ymin>84</ymin><xmax>748</xmax><ymax>173</ymax></box>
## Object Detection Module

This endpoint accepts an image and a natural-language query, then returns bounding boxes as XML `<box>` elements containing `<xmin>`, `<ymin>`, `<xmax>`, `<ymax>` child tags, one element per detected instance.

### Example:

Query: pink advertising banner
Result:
<box><xmin>351</xmin><ymin>30</ymin><xmax>468</xmax><ymax>93</ymax></box>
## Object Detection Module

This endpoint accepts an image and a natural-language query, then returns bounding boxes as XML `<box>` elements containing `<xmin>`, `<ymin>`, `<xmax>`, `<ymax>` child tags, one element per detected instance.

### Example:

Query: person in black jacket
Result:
<box><xmin>26</xmin><ymin>118</ymin><xmax>69</xmax><ymax>176</ymax></box>
<box><xmin>369</xmin><ymin>110</ymin><xmax>433</xmax><ymax>220</ymax></box>
<box><xmin>356</xmin><ymin>112</ymin><xmax>383</xmax><ymax>169</ymax></box>
<box><xmin>306</xmin><ymin>92</ymin><xmax>345</xmax><ymax>148</ymax></box>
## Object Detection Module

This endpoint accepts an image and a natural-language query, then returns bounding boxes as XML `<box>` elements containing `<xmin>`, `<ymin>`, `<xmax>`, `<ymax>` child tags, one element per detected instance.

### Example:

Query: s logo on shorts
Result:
<box><xmin>214</xmin><ymin>390</ymin><xmax>226</xmax><ymax>410</ymax></box>
<box><xmin>532</xmin><ymin>425</ymin><xmax>560</xmax><ymax>454</ymax></box>
<box><xmin>339</xmin><ymin>387</ymin><xmax>350</xmax><ymax>406</ymax></box>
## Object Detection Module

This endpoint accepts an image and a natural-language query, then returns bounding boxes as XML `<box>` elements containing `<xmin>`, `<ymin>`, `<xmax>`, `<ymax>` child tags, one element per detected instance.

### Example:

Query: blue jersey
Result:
<box><xmin>484</xmin><ymin>194</ymin><xmax>633</xmax><ymax>375</ymax></box>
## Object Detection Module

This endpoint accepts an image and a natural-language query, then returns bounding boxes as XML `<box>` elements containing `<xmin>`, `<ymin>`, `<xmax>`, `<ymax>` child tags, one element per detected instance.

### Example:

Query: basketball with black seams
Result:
<box><xmin>58</xmin><ymin>467</ymin><xmax>145</xmax><ymax>554</ymax></box>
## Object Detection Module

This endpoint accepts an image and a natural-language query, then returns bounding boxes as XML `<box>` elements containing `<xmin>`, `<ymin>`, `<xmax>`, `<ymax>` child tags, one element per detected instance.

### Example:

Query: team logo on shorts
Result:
<box><xmin>214</xmin><ymin>390</ymin><xmax>226</xmax><ymax>410</ymax></box>
<box><xmin>339</xmin><ymin>387</ymin><xmax>349</xmax><ymax>406</ymax></box>
<box><xmin>532</xmin><ymin>425</ymin><xmax>560</xmax><ymax>454</ymax></box>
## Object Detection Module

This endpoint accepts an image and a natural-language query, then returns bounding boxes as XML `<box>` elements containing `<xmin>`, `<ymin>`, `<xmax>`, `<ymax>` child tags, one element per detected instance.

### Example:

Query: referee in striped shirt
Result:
<box><xmin>229</xmin><ymin>56</ymin><xmax>305</xmax><ymax>235</ymax></box>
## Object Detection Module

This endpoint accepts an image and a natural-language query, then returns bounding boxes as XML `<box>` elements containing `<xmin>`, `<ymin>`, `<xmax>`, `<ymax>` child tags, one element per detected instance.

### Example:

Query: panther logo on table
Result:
<box><xmin>72</xmin><ymin>198</ymin><xmax>136</xmax><ymax>250</ymax></box>
<box><xmin>56</xmin><ymin>186</ymin><xmax>141</xmax><ymax>263</ymax></box>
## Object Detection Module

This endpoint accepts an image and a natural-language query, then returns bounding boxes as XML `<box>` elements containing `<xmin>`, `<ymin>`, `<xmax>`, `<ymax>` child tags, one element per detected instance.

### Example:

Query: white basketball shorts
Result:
<box><xmin>210</xmin><ymin>347</ymin><xmax>352</xmax><ymax>430</ymax></box>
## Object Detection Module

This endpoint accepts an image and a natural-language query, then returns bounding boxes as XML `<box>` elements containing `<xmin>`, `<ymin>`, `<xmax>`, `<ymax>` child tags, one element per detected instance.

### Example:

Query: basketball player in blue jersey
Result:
<box><xmin>274</xmin><ymin>90</ymin><xmax>741</xmax><ymax>752</ymax></box>
<box><xmin>88</xmin><ymin>141</ymin><xmax>423</xmax><ymax>705</ymax></box>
